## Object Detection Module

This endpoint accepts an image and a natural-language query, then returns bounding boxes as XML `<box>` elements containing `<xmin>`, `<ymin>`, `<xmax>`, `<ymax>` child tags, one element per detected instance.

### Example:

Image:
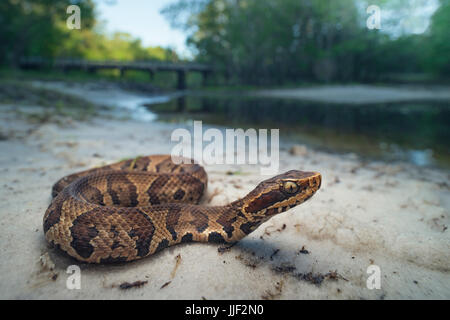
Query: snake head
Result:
<box><xmin>242</xmin><ymin>170</ymin><xmax>321</xmax><ymax>217</ymax></box>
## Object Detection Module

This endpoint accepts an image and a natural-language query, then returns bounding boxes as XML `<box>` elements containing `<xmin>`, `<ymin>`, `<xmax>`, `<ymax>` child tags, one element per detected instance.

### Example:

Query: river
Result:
<box><xmin>32</xmin><ymin>81</ymin><xmax>450</xmax><ymax>169</ymax></box>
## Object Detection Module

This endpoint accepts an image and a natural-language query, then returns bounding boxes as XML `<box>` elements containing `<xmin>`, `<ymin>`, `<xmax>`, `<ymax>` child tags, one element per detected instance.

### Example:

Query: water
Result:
<box><xmin>144</xmin><ymin>94</ymin><xmax>450</xmax><ymax>168</ymax></box>
<box><xmin>36</xmin><ymin>81</ymin><xmax>449</xmax><ymax>168</ymax></box>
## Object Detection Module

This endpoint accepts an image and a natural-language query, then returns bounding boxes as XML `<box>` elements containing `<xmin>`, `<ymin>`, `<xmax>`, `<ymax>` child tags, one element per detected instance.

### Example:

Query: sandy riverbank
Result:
<box><xmin>0</xmin><ymin>83</ymin><xmax>449</xmax><ymax>299</ymax></box>
<box><xmin>253</xmin><ymin>84</ymin><xmax>450</xmax><ymax>104</ymax></box>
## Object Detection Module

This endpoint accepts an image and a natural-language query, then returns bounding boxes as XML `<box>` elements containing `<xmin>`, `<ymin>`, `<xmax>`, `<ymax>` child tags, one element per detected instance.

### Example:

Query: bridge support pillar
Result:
<box><xmin>176</xmin><ymin>97</ymin><xmax>186</xmax><ymax>112</ymax></box>
<box><xmin>224</xmin><ymin>69</ymin><xmax>231</xmax><ymax>84</ymax></box>
<box><xmin>202</xmin><ymin>71</ymin><xmax>211</xmax><ymax>86</ymax></box>
<box><xmin>177</xmin><ymin>70</ymin><xmax>187</xmax><ymax>90</ymax></box>
<box><xmin>148</xmin><ymin>69</ymin><xmax>155</xmax><ymax>80</ymax></box>
<box><xmin>119</xmin><ymin>68</ymin><xmax>126</xmax><ymax>78</ymax></box>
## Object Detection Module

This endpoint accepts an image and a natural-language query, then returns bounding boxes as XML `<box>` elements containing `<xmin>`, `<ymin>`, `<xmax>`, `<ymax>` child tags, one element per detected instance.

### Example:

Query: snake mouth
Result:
<box><xmin>307</xmin><ymin>172</ymin><xmax>322</xmax><ymax>191</ymax></box>
<box><xmin>242</xmin><ymin>170</ymin><xmax>322</xmax><ymax>216</ymax></box>
<box><xmin>301</xmin><ymin>172</ymin><xmax>322</xmax><ymax>199</ymax></box>
<box><xmin>283</xmin><ymin>172</ymin><xmax>321</xmax><ymax>209</ymax></box>
<box><xmin>284</xmin><ymin>171</ymin><xmax>321</xmax><ymax>194</ymax></box>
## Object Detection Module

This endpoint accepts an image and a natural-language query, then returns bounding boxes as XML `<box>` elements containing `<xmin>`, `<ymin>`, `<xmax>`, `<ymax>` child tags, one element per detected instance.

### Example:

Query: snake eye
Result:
<box><xmin>283</xmin><ymin>181</ymin><xmax>299</xmax><ymax>194</ymax></box>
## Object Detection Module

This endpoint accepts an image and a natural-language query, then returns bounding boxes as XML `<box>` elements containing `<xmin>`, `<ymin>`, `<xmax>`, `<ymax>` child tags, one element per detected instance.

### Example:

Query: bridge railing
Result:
<box><xmin>19</xmin><ymin>57</ymin><xmax>213</xmax><ymax>72</ymax></box>
<box><xmin>19</xmin><ymin>57</ymin><xmax>215</xmax><ymax>89</ymax></box>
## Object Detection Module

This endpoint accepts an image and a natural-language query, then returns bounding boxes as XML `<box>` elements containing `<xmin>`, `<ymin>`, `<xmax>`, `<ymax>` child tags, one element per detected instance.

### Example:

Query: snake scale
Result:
<box><xmin>43</xmin><ymin>155</ymin><xmax>321</xmax><ymax>263</ymax></box>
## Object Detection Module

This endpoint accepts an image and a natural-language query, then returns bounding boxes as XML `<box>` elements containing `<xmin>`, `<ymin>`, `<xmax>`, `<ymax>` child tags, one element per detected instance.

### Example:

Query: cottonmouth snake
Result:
<box><xmin>43</xmin><ymin>155</ymin><xmax>321</xmax><ymax>263</ymax></box>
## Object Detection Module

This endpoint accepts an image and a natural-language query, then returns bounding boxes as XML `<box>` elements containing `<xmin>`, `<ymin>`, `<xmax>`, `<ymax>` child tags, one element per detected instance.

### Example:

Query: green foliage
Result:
<box><xmin>57</xmin><ymin>29</ymin><xmax>178</xmax><ymax>62</ymax></box>
<box><xmin>0</xmin><ymin>0</ymin><xmax>95</xmax><ymax>65</ymax></box>
<box><xmin>163</xmin><ymin>0</ymin><xmax>450</xmax><ymax>84</ymax></box>
<box><xmin>423</xmin><ymin>0</ymin><xmax>450</xmax><ymax>75</ymax></box>
<box><xmin>1</xmin><ymin>0</ymin><xmax>447</xmax><ymax>84</ymax></box>
<box><xmin>0</xmin><ymin>0</ymin><xmax>178</xmax><ymax>66</ymax></box>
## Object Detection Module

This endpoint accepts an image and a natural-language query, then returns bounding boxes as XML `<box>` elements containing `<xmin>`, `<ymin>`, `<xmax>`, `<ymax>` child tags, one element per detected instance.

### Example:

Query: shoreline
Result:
<box><xmin>30</xmin><ymin>80</ymin><xmax>450</xmax><ymax>170</ymax></box>
<box><xmin>0</xmin><ymin>83</ymin><xmax>449</xmax><ymax>299</ymax></box>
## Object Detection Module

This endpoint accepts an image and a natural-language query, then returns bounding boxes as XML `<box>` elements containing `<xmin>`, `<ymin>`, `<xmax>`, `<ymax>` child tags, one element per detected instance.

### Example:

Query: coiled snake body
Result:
<box><xmin>43</xmin><ymin>155</ymin><xmax>321</xmax><ymax>263</ymax></box>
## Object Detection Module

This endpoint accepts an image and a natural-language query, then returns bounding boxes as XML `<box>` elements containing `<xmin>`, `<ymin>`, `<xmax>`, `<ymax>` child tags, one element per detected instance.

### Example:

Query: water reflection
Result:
<box><xmin>145</xmin><ymin>95</ymin><xmax>450</xmax><ymax>168</ymax></box>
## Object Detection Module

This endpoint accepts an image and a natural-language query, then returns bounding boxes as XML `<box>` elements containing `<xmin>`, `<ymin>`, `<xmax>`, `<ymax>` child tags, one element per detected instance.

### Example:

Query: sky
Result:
<box><xmin>94</xmin><ymin>0</ymin><xmax>190</xmax><ymax>57</ymax></box>
<box><xmin>369</xmin><ymin>0</ymin><xmax>439</xmax><ymax>37</ymax></box>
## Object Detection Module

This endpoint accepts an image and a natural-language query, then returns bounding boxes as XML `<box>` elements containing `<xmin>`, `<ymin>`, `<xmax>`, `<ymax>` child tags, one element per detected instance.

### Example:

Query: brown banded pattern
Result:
<box><xmin>44</xmin><ymin>155</ymin><xmax>321</xmax><ymax>263</ymax></box>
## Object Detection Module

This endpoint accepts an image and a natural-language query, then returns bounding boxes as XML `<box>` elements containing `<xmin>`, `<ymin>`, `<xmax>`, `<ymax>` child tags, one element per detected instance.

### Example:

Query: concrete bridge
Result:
<box><xmin>19</xmin><ymin>57</ymin><xmax>214</xmax><ymax>90</ymax></box>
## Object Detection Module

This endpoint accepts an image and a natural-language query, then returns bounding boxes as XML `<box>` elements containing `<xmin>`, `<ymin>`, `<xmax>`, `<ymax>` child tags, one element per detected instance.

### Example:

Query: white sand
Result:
<box><xmin>254</xmin><ymin>85</ymin><xmax>450</xmax><ymax>104</ymax></box>
<box><xmin>0</xmin><ymin>84</ymin><xmax>449</xmax><ymax>299</ymax></box>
